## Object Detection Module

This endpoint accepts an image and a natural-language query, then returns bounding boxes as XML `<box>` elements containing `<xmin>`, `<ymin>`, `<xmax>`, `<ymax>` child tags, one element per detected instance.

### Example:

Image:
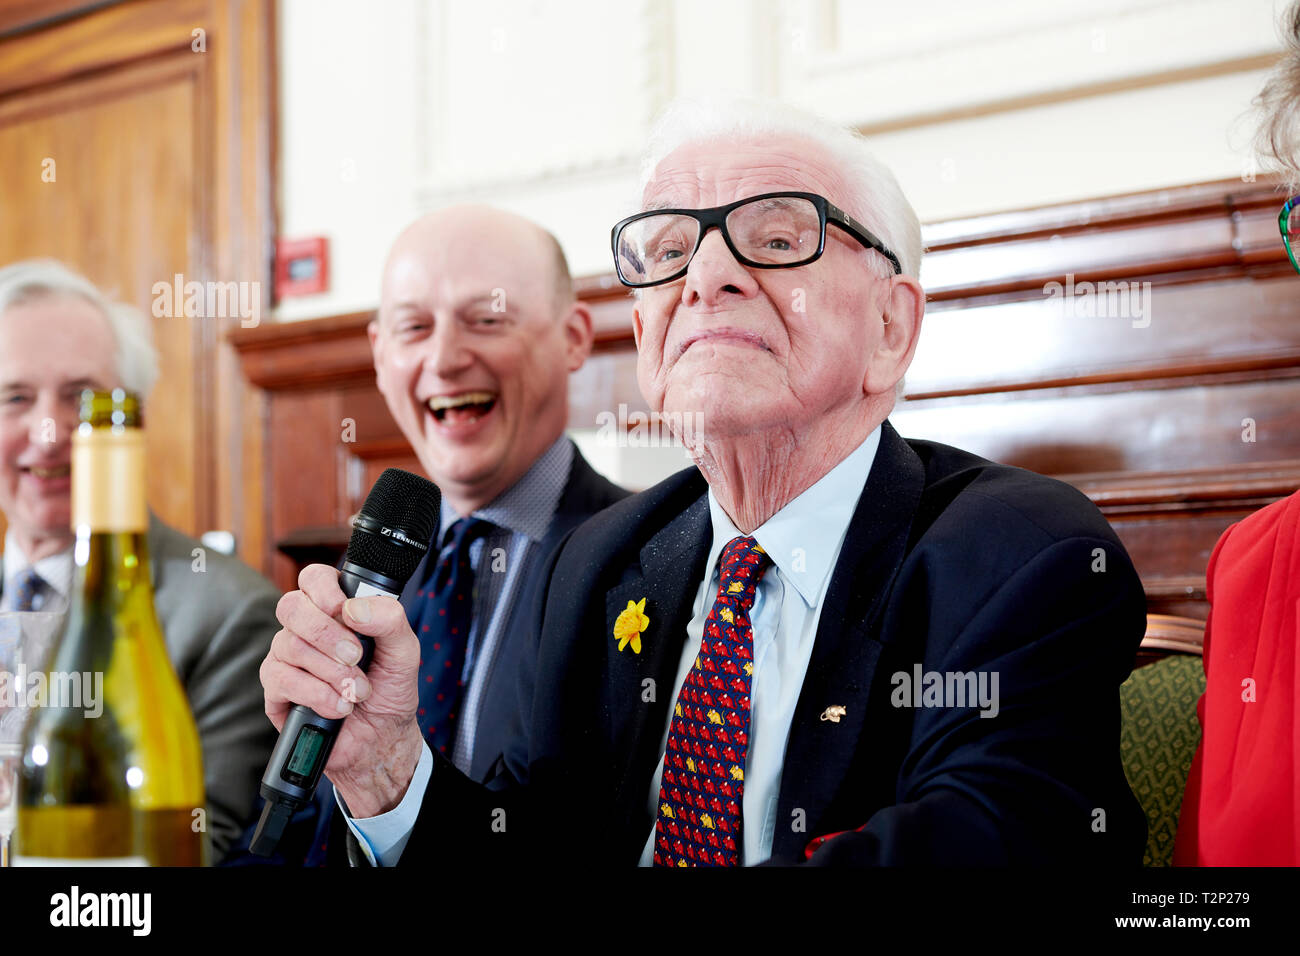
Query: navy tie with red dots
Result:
<box><xmin>414</xmin><ymin>517</ymin><xmax>493</xmax><ymax>757</ymax></box>
<box><xmin>653</xmin><ymin>535</ymin><xmax>771</xmax><ymax>867</ymax></box>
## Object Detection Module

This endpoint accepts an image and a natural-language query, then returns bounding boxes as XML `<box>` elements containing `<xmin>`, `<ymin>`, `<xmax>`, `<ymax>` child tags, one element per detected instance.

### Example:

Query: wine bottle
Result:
<box><xmin>15</xmin><ymin>389</ymin><xmax>206</xmax><ymax>865</ymax></box>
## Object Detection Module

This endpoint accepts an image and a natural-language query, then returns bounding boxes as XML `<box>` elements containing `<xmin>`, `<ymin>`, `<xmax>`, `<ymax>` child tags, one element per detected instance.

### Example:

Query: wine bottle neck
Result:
<box><xmin>71</xmin><ymin>427</ymin><xmax>147</xmax><ymax>534</ymax></box>
<box><xmin>73</xmin><ymin>529</ymin><xmax>152</xmax><ymax>584</ymax></box>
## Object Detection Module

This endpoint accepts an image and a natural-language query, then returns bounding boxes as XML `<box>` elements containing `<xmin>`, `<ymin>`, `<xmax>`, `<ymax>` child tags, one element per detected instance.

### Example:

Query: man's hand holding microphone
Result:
<box><xmin>249</xmin><ymin>468</ymin><xmax>439</xmax><ymax>856</ymax></box>
<box><xmin>261</xmin><ymin>564</ymin><xmax>424</xmax><ymax>818</ymax></box>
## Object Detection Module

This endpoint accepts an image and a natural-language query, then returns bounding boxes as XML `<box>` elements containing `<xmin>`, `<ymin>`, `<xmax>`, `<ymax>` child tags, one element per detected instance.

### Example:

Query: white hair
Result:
<box><xmin>0</xmin><ymin>259</ymin><xmax>159</xmax><ymax>398</ymax></box>
<box><xmin>1254</xmin><ymin>0</ymin><xmax>1300</xmax><ymax>189</ymax></box>
<box><xmin>636</xmin><ymin>96</ymin><xmax>924</xmax><ymax>279</ymax></box>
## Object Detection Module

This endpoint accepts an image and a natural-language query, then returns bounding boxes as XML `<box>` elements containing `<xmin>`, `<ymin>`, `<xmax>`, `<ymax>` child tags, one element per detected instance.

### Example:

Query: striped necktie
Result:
<box><xmin>653</xmin><ymin>535</ymin><xmax>771</xmax><ymax>867</ymax></box>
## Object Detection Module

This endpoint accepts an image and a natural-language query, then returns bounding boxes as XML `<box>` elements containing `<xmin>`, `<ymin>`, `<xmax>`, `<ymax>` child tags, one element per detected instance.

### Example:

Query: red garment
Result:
<box><xmin>1176</xmin><ymin>489</ymin><xmax>1300</xmax><ymax>865</ymax></box>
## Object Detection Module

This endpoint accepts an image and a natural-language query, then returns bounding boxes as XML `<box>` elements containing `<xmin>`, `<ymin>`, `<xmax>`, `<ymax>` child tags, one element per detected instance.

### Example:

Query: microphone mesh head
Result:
<box><xmin>344</xmin><ymin>468</ymin><xmax>441</xmax><ymax>583</ymax></box>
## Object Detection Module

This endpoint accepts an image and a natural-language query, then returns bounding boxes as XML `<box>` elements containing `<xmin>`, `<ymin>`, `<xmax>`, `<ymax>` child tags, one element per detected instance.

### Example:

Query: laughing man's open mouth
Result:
<box><xmin>427</xmin><ymin>391</ymin><xmax>498</xmax><ymax>425</ymax></box>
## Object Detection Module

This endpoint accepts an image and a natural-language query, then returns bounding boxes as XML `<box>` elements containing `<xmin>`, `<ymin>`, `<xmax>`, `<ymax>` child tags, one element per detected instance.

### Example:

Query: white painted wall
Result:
<box><xmin>275</xmin><ymin>0</ymin><xmax>424</xmax><ymax>321</ymax></box>
<box><xmin>277</xmin><ymin>0</ymin><xmax>1285</xmax><ymax>315</ymax></box>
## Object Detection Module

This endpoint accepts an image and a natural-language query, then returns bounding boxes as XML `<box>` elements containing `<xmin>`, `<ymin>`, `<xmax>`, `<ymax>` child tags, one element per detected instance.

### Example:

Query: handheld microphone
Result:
<box><xmin>249</xmin><ymin>467</ymin><xmax>440</xmax><ymax>857</ymax></box>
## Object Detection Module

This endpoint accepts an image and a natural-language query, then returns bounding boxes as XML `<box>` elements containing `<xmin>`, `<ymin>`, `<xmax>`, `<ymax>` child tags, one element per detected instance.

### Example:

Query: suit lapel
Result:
<box><xmin>468</xmin><ymin>448</ymin><xmax>622</xmax><ymax>781</ymax></box>
<box><xmin>607</xmin><ymin>492</ymin><xmax>711</xmax><ymax>852</ymax></box>
<box><xmin>491</xmin><ymin>453</ymin><xmax>609</xmax><ymax>654</ymax></box>
<box><xmin>772</xmin><ymin>422</ymin><xmax>926</xmax><ymax>859</ymax></box>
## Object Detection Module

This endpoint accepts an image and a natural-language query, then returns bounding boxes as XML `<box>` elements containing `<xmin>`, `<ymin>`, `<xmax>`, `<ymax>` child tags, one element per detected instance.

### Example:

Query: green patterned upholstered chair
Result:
<box><xmin>1119</xmin><ymin>614</ymin><xmax>1206</xmax><ymax>867</ymax></box>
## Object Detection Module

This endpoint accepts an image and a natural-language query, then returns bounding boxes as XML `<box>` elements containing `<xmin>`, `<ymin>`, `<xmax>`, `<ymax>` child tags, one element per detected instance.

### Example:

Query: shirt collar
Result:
<box><xmin>437</xmin><ymin>435</ymin><xmax>575</xmax><ymax>545</ymax></box>
<box><xmin>3</xmin><ymin>527</ymin><xmax>74</xmax><ymax>605</ymax></box>
<box><xmin>702</xmin><ymin>426</ymin><xmax>882</xmax><ymax>607</ymax></box>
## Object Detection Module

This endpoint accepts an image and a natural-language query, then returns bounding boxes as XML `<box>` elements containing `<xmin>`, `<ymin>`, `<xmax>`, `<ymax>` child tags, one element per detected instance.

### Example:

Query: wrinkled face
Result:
<box><xmin>632</xmin><ymin>136</ymin><xmax>893</xmax><ymax>444</ymax></box>
<box><xmin>371</xmin><ymin>218</ymin><xmax>580</xmax><ymax>509</ymax></box>
<box><xmin>0</xmin><ymin>295</ymin><xmax>120</xmax><ymax>545</ymax></box>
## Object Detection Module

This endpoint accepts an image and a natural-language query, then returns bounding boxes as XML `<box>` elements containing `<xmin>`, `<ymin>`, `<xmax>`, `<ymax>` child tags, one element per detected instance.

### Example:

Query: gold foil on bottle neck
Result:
<box><xmin>71</xmin><ymin>429</ymin><xmax>147</xmax><ymax>533</ymax></box>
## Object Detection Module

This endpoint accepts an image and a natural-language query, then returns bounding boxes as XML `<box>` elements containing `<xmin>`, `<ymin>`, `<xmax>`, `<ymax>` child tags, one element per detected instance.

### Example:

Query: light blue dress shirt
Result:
<box><xmin>346</xmin><ymin>427</ymin><xmax>881</xmax><ymax>866</ymax></box>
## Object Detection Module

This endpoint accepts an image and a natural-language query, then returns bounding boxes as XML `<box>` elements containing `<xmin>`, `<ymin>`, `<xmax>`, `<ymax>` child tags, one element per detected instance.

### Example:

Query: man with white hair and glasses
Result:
<box><xmin>0</xmin><ymin>259</ymin><xmax>280</xmax><ymax>862</ymax></box>
<box><xmin>262</xmin><ymin>98</ymin><xmax>1148</xmax><ymax>866</ymax></box>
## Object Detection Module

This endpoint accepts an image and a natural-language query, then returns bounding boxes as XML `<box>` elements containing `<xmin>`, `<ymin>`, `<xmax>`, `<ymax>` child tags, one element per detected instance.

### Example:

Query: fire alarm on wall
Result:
<box><xmin>275</xmin><ymin>236</ymin><xmax>330</xmax><ymax>297</ymax></box>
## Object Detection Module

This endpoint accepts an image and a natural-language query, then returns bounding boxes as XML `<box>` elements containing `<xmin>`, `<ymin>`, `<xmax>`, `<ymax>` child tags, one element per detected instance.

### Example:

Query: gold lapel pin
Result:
<box><xmin>820</xmin><ymin>705</ymin><xmax>847</xmax><ymax>723</ymax></box>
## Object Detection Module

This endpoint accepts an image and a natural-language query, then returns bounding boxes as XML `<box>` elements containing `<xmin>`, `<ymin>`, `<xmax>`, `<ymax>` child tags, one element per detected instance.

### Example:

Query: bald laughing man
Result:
<box><xmin>366</xmin><ymin>205</ymin><xmax>627</xmax><ymax>781</ymax></box>
<box><xmin>231</xmin><ymin>206</ymin><xmax>627</xmax><ymax>865</ymax></box>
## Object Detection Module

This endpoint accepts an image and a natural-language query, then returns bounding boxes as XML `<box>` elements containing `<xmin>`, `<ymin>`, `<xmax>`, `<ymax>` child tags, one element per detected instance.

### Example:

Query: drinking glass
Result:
<box><xmin>0</xmin><ymin>611</ymin><xmax>65</xmax><ymax>865</ymax></box>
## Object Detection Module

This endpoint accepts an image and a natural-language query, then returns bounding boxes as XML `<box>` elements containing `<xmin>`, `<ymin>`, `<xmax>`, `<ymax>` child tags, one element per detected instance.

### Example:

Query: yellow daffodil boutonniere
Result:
<box><xmin>614</xmin><ymin>597</ymin><xmax>650</xmax><ymax>654</ymax></box>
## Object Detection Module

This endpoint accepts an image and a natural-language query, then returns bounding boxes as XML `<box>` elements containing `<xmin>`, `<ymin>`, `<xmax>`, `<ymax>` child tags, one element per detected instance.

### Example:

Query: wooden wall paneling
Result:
<box><xmin>1071</xmin><ymin>461</ymin><xmax>1300</xmax><ymax>616</ymax></box>
<box><xmin>0</xmin><ymin>0</ymin><xmax>207</xmax><ymax>96</ymax></box>
<box><xmin>922</xmin><ymin>215</ymin><xmax>1239</xmax><ymax>299</ymax></box>
<box><xmin>1114</xmin><ymin>512</ymin><xmax>1245</xmax><ymax>590</ymax></box>
<box><xmin>888</xmin><ymin>376</ymin><xmax>1300</xmax><ymax>475</ymax></box>
<box><xmin>919</xmin><ymin>178</ymin><xmax>1292</xmax><ymax>299</ymax></box>
<box><xmin>0</xmin><ymin>0</ymin><xmax>275</xmax><ymax>572</ymax></box>
<box><xmin>909</xmin><ymin>275</ymin><xmax>1300</xmax><ymax>399</ymax></box>
<box><xmin>0</xmin><ymin>1</ymin><xmax>114</xmax><ymax>38</ymax></box>
<box><xmin>267</xmin><ymin>390</ymin><xmax>340</xmax><ymax>590</ymax></box>
<box><xmin>209</xmin><ymin>0</ymin><xmax>277</xmax><ymax>576</ymax></box>
<box><xmin>232</xmin><ymin>311</ymin><xmax>376</xmax><ymax>389</ymax></box>
<box><xmin>0</xmin><ymin>50</ymin><xmax>204</xmax><ymax>532</ymax></box>
<box><xmin>231</xmin><ymin>322</ymin><xmax>416</xmax><ymax>588</ymax></box>
<box><xmin>337</xmin><ymin>382</ymin><xmax>413</xmax><ymax>517</ymax></box>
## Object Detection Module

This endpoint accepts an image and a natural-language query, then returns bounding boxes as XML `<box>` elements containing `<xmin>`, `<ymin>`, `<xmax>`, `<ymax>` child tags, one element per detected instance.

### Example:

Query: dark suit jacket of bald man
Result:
<box><xmin>396</xmin><ymin>446</ymin><xmax>629</xmax><ymax>783</ymax></box>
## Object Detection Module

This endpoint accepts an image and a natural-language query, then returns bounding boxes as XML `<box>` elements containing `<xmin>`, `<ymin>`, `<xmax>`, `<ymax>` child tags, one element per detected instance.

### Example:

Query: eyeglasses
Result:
<box><xmin>1280</xmin><ymin>196</ymin><xmax>1300</xmax><ymax>275</ymax></box>
<box><xmin>611</xmin><ymin>191</ymin><xmax>903</xmax><ymax>288</ymax></box>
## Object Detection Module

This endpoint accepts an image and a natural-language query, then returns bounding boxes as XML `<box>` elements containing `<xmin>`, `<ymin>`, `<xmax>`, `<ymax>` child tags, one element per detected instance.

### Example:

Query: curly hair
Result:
<box><xmin>1255</xmin><ymin>1</ymin><xmax>1300</xmax><ymax>186</ymax></box>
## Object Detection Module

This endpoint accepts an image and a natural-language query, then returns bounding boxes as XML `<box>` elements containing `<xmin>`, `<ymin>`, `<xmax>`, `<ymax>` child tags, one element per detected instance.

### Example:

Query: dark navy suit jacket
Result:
<box><xmin>394</xmin><ymin>445</ymin><xmax>628</xmax><ymax>783</ymax></box>
<box><xmin>397</xmin><ymin>421</ymin><xmax>1148</xmax><ymax>866</ymax></box>
<box><xmin>225</xmin><ymin>445</ymin><xmax>627</xmax><ymax>866</ymax></box>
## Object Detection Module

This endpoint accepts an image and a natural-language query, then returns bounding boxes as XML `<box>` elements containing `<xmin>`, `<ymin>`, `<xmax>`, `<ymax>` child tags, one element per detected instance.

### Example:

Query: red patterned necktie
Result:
<box><xmin>653</xmin><ymin>535</ymin><xmax>771</xmax><ymax>867</ymax></box>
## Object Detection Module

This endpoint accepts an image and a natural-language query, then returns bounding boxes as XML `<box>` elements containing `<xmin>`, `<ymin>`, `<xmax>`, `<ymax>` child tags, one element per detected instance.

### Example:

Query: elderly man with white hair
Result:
<box><xmin>261</xmin><ymin>98</ymin><xmax>1148</xmax><ymax>866</ymax></box>
<box><xmin>0</xmin><ymin>260</ymin><xmax>281</xmax><ymax>862</ymax></box>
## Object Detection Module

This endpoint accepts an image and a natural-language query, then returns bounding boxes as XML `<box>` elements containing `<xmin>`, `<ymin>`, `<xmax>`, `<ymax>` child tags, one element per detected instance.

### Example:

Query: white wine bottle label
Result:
<box><xmin>11</xmin><ymin>855</ymin><xmax>148</xmax><ymax>866</ymax></box>
<box><xmin>71</xmin><ymin>430</ymin><xmax>148</xmax><ymax>532</ymax></box>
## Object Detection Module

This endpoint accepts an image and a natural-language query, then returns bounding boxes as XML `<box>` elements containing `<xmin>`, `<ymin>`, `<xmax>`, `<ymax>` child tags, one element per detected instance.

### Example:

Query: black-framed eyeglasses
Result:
<box><xmin>610</xmin><ymin>191</ymin><xmax>903</xmax><ymax>288</ymax></box>
<box><xmin>1280</xmin><ymin>196</ymin><xmax>1300</xmax><ymax>275</ymax></box>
